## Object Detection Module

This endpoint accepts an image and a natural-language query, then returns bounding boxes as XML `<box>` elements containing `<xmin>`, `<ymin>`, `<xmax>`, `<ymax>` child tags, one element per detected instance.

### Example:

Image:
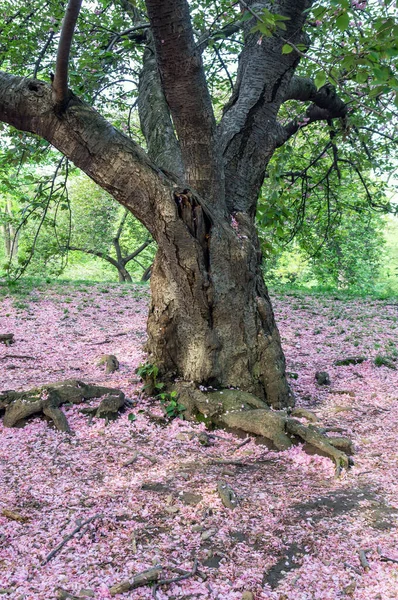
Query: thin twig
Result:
<box><xmin>42</xmin><ymin>514</ymin><xmax>103</xmax><ymax>565</ymax></box>
<box><xmin>152</xmin><ymin>559</ymin><xmax>198</xmax><ymax>598</ymax></box>
<box><xmin>210</xmin><ymin>459</ymin><xmax>248</xmax><ymax>466</ymax></box>
<box><xmin>0</xmin><ymin>355</ymin><xmax>35</xmax><ymax>360</ymax></box>
<box><xmin>231</xmin><ymin>437</ymin><xmax>251</xmax><ymax>453</ymax></box>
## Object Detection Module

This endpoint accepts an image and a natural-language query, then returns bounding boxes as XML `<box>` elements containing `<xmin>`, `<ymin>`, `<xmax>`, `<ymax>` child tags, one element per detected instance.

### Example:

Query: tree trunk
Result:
<box><xmin>117</xmin><ymin>265</ymin><xmax>133</xmax><ymax>282</ymax></box>
<box><xmin>146</xmin><ymin>204</ymin><xmax>293</xmax><ymax>409</ymax></box>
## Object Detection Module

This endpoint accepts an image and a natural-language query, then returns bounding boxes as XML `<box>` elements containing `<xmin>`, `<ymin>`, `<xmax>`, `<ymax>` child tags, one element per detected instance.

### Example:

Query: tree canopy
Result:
<box><xmin>0</xmin><ymin>0</ymin><xmax>396</xmax><ymax>278</ymax></box>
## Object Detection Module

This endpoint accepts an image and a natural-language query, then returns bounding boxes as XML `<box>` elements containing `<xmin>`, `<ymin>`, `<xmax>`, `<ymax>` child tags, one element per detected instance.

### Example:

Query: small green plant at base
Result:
<box><xmin>158</xmin><ymin>390</ymin><xmax>186</xmax><ymax>420</ymax></box>
<box><xmin>135</xmin><ymin>362</ymin><xmax>165</xmax><ymax>394</ymax></box>
<box><xmin>135</xmin><ymin>362</ymin><xmax>184</xmax><ymax>418</ymax></box>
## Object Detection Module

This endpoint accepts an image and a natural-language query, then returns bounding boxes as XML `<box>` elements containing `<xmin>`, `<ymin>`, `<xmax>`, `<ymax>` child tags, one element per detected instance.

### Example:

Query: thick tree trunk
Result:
<box><xmin>146</xmin><ymin>206</ymin><xmax>292</xmax><ymax>409</ymax></box>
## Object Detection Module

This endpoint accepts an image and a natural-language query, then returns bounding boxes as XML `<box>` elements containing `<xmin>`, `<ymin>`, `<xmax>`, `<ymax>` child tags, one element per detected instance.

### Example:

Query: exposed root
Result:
<box><xmin>286</xmin><ymin>418</ymin><xmax>349</xmax><ymax>473</ymax></box>
<box><xmin>174</xmin><ymin>383</ymin><xmax>352</xmax><ymax>472</ymax></box>
<box><xmin>0</xmin><ymin>379</ymin><xmax>125</xmax><ymax>433</ymax></box>
<box><xmin>0</xmin><ymin>333</ymin><xmax>14</xmax><ymax>346</ymax></box>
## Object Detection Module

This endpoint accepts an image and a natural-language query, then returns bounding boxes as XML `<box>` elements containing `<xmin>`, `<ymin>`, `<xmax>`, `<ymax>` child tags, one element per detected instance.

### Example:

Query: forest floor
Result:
<box><xmin>0</xmin><ymin>282</ymin><xmax>398</xmax><ymax>600</ymax></box>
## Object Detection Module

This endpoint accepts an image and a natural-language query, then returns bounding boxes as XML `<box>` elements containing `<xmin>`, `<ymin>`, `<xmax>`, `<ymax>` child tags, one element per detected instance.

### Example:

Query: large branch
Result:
<box><xmin>278</xmin><ymin>78</ymin><xmax>348</xmax><ymax>145</ymax></box>
<box><xmin>67</xmin><ymin>246</ymin><xmax>121</xmax><ymax>269</ymax></box>
<box><xmin>0</xmin><ymin>72</ymin><xmax>175</xmax><ymax>235</ymax></box>
<box><xmin>144</xmin><ymin>0</ymin><xmax>223</xmax><ymax>203</ymax></box>
<box><xmin>52</xmin><ymin>0</ymin><xmax>82</xmax><ymax>111</ymax></box>
<box><xmin>218</xmin><ymin>0</ymin><xmax>312</xmax><ymax>215</ymax></box>
<box><xmin>138</xmin><ymin>33</ymin><xmax>184</xmax><ymax>178</ymax></box>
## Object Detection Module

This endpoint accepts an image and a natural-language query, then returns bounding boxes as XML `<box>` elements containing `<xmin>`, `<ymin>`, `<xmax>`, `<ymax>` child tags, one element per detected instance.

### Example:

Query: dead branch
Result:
<box><xmin>2</xmin><ymin>509</ymin><xmax>29</xmax><ymax>523</ymax></box>
<box><xmin>42</xmin><ymin>514</ymin><xmax>103</xmax><ymax>565</ymax></box>
<box><xmin>358</xmin><ymin>549</ymin><xmax>370</xmax><ymax>571</ymax></box>
<box><xmin>0</xmin><ymin>354</ymin><xmax>35</xmax><ymax>360</ymax></box>
<box><xmin>231</xmin><ymin>437</ymin><xmax>251</xmax><ymax>453</ymax></box>
<box><xmin>152</xmin><ymin>559</ymin><xmax>198</xmax><ymax>598</ymax></box>
<box><xmin>210</xmin><ymin>459</ymin><xmax>248</xmax><ymax>466</ymax></box>
<box><xmin>109</xmin><ymin>566</ymin><xmax>162</xmax><ymax>596</ymax></box>
<box><xmin>56</xmin><ymin>588</ymin><xmax>80</xmax><ymax>600</ymax></box>
<box><xmin>123</xmin><ymin>451</ymin><xmax>140</xmax><ymax>466</ymax></box>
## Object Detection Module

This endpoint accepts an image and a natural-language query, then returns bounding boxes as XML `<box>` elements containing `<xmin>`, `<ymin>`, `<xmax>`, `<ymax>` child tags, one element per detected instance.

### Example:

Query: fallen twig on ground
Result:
<box><xmin>358</xmin><ymin>548</ymin><xmax>370</xmax><ymax>571</ymax></box>
<box><xmin>109</xmin><ymin>566</ymin><xmax>162</xmax><ymax>596</ymax></box>
<box><xmin>152</xmin><ymin>559</ymin><xmax>198</xmax><ymax>598</ymax></box>
<box><xmin>0</xmin><ymin>354</ymin><xmax>35</xmax><ymax>360</ymax></box>
<box><xmin>2</xmin><ymin>509</ymin><xmax>29</xmax><ymax>523</ymax></box>
<box><xmin>42</xmin><ymin>514</ymin><xmax>103</xmax><ymax>565</ymax></box>
<box><xmin>231</xmin><ymin>437</ymin><xmax>251</xmax><ymax>453</ymax></box>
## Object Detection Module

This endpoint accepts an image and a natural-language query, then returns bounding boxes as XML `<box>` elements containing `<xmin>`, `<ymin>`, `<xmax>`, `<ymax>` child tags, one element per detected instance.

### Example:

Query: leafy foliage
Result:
<box><xmin>0</xmin><ymin>0</ymin><xmax>397</xmax><ymax>289</ymax></box>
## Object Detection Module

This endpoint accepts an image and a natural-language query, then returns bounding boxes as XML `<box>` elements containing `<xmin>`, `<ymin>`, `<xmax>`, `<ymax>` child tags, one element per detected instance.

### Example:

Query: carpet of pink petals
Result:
<box><xmin>1</xmin><ymin>283</ymin><xmax>398</xmax><ymax>600</ymax></box>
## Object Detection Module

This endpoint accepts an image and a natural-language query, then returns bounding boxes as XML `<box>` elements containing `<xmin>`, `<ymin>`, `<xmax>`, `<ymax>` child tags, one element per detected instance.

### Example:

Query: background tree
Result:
<box><xmin>63</xmin><ymin>174</ymin><xmax>154</xmax><ymax>282</ymax></box>
<box><xmin>0</xmin><ymin>0</ymin><xmax>397</xmax><ymax>423</ymax></box>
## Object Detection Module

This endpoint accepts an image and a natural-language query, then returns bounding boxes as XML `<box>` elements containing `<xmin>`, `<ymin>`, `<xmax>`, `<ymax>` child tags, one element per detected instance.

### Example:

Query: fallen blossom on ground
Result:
<box><xmin>0</xmin><ymin>283</ymin><xmax>397</xmax><ymax>599</ymax></box>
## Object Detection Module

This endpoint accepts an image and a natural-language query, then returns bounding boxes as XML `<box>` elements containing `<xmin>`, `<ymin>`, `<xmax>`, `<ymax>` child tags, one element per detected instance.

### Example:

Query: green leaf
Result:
<box><xmin>128</xmin><ymin>413</ymin><xmax>136</xmax><ymax>422</ymax></box>
<box><xmin>336</xmin><ymin>12</ymin><xmax>349</xmax><ymax>32</ymax></box>
<box><xmin>314</xmin><ymin>71</ymin><xmax>327</xmax><ymax>89</ymax></box>
<box><xmin>356</xmin><ymin>70</ymin><xmax>369</xmax><ymax>84</ymax></box>
<box><xmin>282</xmin><ymin>44</ymin><xmax>293</xmax><ymax>54</ymax></box>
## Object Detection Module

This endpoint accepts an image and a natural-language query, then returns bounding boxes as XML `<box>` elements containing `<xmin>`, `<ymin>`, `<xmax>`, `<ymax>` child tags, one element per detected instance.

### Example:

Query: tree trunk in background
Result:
<box><xmin>117</xmin><ymin>266</ymin><xmax>133</xmax><ymax>283</ymax></box>
<box><xmin>3</xmin><ymin>198</ymin><xmax>19</xmax><ymax>260</ymax></box>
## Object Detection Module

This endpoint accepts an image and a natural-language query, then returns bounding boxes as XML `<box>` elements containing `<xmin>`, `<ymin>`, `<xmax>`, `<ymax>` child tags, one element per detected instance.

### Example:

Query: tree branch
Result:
<box><xmin>279</xmin><ymin>80</ymin><xmax>348</xmax><ymax>145</ymax></box>
<box><xmin>284</xmin><ymin>76</ymin><xmax>348</xmax><ymax>114</ymax></box>
<box><xmin>123</xmin><ymin>238</ymin><xmax>153</xmax><ymax>264</ymax></box>
<box><xmin>218</xmin><ymin>0</ymin><xmax>312</xmax><ymax>215</ymax></box>
<box><xmin>115</xmin><ymin>209</ymin><xmax>129</xmax><ymax>243</ymax></box>
<box><xmin>33</xmin><ymin>31</ymin><xmax>55</xmax><ymax>78</ymax></box>
<box><xmin>196</xmin><ymin>20</ymin><xmax>242</xmax><ymax>53</ymax></box>
<box><xmin>138</xmin><ymin>33</ymin><xmax>184</xmax><ymax>177</ymax></box>
<box><xmin>106</xmin><ymin>23</ymin><xmax>150</xmax><ymax>52</ymax></box>
<box><xmin>52</xmin><ymin>0</ymin><xmax>82</xmax><ymax>111</ymax></box>
<box><xmin>0</xmin><ymin>72</ymin><xmax>176</xmax><ymax>235</ymax></box>
<box><xmin>144</xmin><ymin>0</ymin><xmax>223</xmax><ymax>203</ymax></box>
<box><xmin>67</xmin><ymin>246</ymin><xmax>121</xmax><ymax>269</ymax></box>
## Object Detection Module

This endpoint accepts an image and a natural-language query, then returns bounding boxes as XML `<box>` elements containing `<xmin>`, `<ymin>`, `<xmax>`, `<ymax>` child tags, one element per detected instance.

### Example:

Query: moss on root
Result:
<box><xmin>174</xmin><ymin>383</ymin><xmax>352</xmax><ymax>474</ymax></box>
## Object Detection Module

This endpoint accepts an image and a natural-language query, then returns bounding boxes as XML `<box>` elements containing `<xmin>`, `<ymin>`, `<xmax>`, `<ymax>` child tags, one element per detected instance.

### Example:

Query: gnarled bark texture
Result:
<box><xmin>147</xmin><ymin>211</ymin><xmax>292</xmax><ymax>408</ymax></box>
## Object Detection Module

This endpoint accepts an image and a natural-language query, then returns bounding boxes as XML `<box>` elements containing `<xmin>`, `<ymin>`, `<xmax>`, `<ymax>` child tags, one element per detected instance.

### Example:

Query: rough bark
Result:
<box><xmin>138</xmin><ymin>32</ymin><xmax>184</xmax><ymax>177</ymax></box>
<box><xmin>219</xmin><ymin>0</ymin><xmax>312</xmax><ymax>215</ymax></box>
<box><xmin>146</xmin><ymin>203</ymin><xmax>292</xmax><ymax>407</ymax></box>
<box><xmin>145</xmin><ymin>0</ymin><xmax>224</xmax><ymax>204</ymax></box>
<box><xmin>0</xmin><ymin>72</ymin><xmax>175</xmax><ymax>235</ymax></box>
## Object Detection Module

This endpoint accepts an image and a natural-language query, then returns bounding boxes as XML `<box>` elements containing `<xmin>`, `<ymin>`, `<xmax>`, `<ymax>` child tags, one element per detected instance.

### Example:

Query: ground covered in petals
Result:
<box><xmin>1</xmin><ymin>282</ymin><xmax>397</xmax><ymax>600</ymax></box>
